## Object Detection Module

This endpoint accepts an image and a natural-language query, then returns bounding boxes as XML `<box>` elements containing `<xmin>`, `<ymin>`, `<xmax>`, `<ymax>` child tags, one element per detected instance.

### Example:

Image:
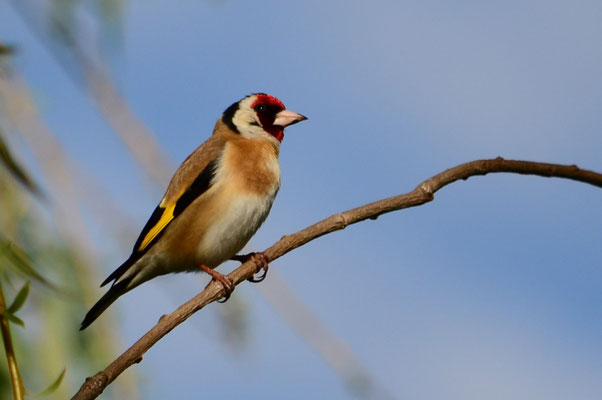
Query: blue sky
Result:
<box><xmin>2</xmin><ymin>0</ymin><xmax>602</xmax><ymax>399</ymax></box>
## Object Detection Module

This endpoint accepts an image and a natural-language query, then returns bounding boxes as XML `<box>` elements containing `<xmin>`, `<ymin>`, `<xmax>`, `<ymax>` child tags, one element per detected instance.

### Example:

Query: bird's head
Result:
<box><xmin>221</xmin><ymin>93</ymin><xmax>307</xmax><ymax>142</ymax></box>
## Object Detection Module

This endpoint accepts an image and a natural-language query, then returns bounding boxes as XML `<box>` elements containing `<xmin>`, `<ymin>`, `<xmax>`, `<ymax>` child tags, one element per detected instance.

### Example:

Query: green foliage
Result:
<box><xmin>7</xmin><ymin>282</ymin><xmax>29</xmax><ymax>314</ymax></box>
<box><xmin>0</xmin><ymin>282</ymin><xmax>30</xmax><ymax>328</ymax></box>
<box><xmin>0</xmin><ymin>86</ymin><xmax>112</xmax><ymax>399</ymax></box>
<box><xmin>2</xmin><ymin>310</ymin><xmax>24</xmax><ymax>328</ymax></box>
<box><xmin>30</xmin><ymin>368</ymin><xmax>66</xmax><ymax>398</ymax></box>
<box><xmin>0</xmin><ymin>235</ymin><xmax>51</xmax><ymax>286</ymax></box>
<box><xmin>0</xmin><ymin>130</ymin><xmax>41</xmax><ymax>196</ymax></box>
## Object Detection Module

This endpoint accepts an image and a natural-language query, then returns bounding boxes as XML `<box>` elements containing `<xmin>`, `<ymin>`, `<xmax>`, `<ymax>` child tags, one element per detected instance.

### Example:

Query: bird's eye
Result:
<box><xmin>254</xmin><ymin>104</ymin><xmax>266</xmax><ymax>113</ymax></box>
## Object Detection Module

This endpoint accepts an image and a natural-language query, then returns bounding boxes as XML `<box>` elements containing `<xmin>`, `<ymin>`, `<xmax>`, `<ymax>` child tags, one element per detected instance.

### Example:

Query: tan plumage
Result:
<box><xmin>81</xmin><ymin>93</ymin><xmax>306</xmax><ymax>330</ymax></box>
<box><xmin>137</xmin><ymin>134</ymin><xmax>226</xmax><ymax>253</ymax></box>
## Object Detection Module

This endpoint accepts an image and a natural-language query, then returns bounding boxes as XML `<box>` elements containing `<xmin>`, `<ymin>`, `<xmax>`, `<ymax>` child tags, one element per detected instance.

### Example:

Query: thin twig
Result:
<box><xmin>0</xmin><ymin>282</ymin><xmax>25</xmax><ymax>400</ymax></box>
<box><xmin>71</xmin><ymin>158</ymin><xmax>602</xmax><ymax>400</ymax></box>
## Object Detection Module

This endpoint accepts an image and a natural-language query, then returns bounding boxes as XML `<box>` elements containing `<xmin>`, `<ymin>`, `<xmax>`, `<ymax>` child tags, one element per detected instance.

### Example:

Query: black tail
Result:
<box><xmin>101</xmin><ymin>253</ymin><xmax>139</xmax><ymax>287</ymax></box>
<box><xmin>80</xmin><ymin>280</ymin><xmax>129</xmax><ymax>330</ymax></box>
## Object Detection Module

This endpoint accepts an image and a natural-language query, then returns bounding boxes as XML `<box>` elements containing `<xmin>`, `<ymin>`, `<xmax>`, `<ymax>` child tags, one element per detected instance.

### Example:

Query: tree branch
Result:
<box><xmin>72</xmin><ymin>158</ymin><xmax>602</xmax><ymax>400</ymax></box>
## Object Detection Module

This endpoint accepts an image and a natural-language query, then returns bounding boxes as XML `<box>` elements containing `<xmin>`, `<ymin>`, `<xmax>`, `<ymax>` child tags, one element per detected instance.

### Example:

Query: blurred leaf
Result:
<box><xmin>96</xmin><ymin>0</ymin><xmax>123</xmax><ymax>24</ymax></box>
<box><xmin>2</xmin><ymin>310</ymin><xmax>25</xmax><ymax>327</ymax></box>
<box><xmin>0</xmin><ymin>42</ymin><xmax>16</xmax><ymax>56</ymax></box>
<box><xmin>0</xmin><ymin>235</ymin><xmax>50</xmax><ymax>285</ymax></box>
<box><xmin>29</xmin><ymin>368</ymin><xmax>66</xmax><ymax>398</ymax></box>
<box><xmin>0</xmin><ymin>128</ymin><xmax>42</xmax><ymax>196</ymax></box>
<box><xmin>48</xmin><ymin>0</ymin><xmax>77</xmax><ymax>46</ymax></box>
<box><xmin>215</xmin><ymin>296</ymin><xmax>250</xmax><ymax>351</ymax></box>
<box><xmin>7</xmin><ymin>281</ymin><xmax>29</xmax><ymax>314</ymax></box>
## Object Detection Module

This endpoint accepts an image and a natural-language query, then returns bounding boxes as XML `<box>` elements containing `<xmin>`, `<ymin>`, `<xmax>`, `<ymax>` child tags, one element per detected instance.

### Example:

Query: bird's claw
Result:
<box><xmin>231</xmin><ymin>252</ymin><xmax>270</xmax><ymax>283</ymax></box>
<box><xmin>248</xmin><ymin>265</ymin><xmax>268</xmax><ymax>283</ymax></box>
<box><xmin>199</xmin><ymin>264</ymin><xmax>235</xmax><ymax>302</ymax></box>
<box><xmin>216</xmin><ymin>276</ymin><xmax>235</xmax><ymax>303</ymax></box>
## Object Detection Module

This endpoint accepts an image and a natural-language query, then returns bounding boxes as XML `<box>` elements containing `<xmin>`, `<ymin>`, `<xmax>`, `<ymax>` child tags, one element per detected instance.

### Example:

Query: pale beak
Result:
<box><xmin>273</xmin><ymin>109</ymin><xmax>307</xmax><ymax>127</ymax></box>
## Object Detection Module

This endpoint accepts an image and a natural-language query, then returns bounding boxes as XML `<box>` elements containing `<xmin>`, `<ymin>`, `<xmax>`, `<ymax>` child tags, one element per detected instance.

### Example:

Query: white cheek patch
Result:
<box><xmin>232</xmin><ymin>96</ymin><xmax>274</xmax><ymax>139</ymax></box>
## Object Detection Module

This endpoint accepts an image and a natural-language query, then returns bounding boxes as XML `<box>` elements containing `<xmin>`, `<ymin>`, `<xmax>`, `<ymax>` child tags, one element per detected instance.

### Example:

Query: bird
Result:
<box><xmin>80</xmin><ymin>93</ymin><xmax>306</xmax><ymax>330</ymax></box>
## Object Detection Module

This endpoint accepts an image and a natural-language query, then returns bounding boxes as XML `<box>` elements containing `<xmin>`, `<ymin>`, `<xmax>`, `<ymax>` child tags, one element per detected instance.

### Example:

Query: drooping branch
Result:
<box><xmin>72</xmin><ymin>158</ymin><xmax>602</xmax><ymax>400</ymax></box>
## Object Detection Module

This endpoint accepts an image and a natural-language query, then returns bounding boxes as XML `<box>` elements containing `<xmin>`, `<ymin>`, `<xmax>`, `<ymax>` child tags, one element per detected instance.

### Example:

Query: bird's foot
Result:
<box><xmin>231</xmin><ymin>252</ymin><xmax>269</xmax><ymax>283</ymax></box>
<box><xmin>199</xmin><ymin>264</ymin><xmax>234</xmax><ymax>303</ymax></box>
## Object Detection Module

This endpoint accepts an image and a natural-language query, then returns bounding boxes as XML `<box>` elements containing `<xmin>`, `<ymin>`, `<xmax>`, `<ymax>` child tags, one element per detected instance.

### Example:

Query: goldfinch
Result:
<box><xmin>80</xmin><ymin>93</ymin><xmax>306</xmax><ymax>330</ymax></box>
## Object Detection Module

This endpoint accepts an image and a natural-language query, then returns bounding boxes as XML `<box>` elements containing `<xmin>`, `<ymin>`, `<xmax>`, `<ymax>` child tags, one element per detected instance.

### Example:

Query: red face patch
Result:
<box><xmin>251</xmin><ymin>93</ymin><xmax>286</xmax><ymax>141</ymax></box>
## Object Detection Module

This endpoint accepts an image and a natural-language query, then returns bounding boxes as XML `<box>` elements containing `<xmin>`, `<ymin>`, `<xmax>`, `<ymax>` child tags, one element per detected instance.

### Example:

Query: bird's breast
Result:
<box><xmin>198</xmin><ymin>190</ymin><xmax>277</xmax><ymax>267</ymax></box>
<box><xmin>196</xmin><ymin>138</ymin><xmax>281</xmax><ymax>266</ymax></box>
<box><xmin>222</xmin><ymin>138</ymin><xmax>281</xmax><ymax>196</ymax></box>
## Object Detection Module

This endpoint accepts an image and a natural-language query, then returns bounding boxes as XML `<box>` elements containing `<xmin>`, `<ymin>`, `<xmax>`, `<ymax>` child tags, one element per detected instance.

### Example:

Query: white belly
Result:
<box><xmin>198</xmin><ymin>192</ymin><xmax>276</xmax><ymax>267</ymax></box>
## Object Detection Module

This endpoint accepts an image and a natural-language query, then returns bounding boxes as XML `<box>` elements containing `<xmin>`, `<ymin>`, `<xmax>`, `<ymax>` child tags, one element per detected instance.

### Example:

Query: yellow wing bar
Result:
<box><xmin>137</xmin><ymin>202</ymin><xmax>176</xmax><ymax>252</ymax></box>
